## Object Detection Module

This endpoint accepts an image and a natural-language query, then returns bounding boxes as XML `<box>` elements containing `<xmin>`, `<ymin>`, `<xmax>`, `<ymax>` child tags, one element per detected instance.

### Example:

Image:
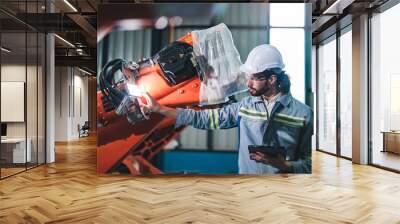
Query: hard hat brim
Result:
<box><xmin>239</xmin><ymin>64</ymin><xmax>255</xmax><ymax>75</ymax></box>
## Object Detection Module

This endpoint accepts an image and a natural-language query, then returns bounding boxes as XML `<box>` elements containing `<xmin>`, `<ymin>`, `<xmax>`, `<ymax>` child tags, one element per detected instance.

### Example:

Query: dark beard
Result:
<box><xmin>249</xmin><ymin>84</ymin><xmax>271</xmax><ymax>96</ymax></box>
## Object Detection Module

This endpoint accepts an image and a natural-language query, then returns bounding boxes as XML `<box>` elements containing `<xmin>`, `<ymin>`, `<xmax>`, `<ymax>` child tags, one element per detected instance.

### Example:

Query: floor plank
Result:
<box><xmin>1</xmin><ymin>135</ymin><xmax>400</xmax><ymax>223</ymax></box>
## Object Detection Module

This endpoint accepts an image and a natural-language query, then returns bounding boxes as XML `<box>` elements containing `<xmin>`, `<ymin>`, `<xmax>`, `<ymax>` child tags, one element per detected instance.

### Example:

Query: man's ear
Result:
<box><xmin>268</xmin><ymin>74</ymin><xmax>277</xmax><ymax>85</ymax></box>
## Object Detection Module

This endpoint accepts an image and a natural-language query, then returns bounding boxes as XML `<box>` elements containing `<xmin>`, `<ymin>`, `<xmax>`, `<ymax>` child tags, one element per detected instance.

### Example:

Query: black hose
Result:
<box><xmin>99</xmin><ymin>59</ymin><xmax>126</xmax><ymax>108</ymax></box>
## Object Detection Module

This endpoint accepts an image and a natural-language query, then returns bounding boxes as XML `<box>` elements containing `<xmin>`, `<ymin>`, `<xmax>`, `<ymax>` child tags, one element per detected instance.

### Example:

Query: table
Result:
<box><xmin>1</xmin><ymin>138</ymin><xmax>31</xmax><ymax>164</ymax></box>
<box><xmin>381</xmin><ymin>131</ymin><xmax>400</xmax><ymax>154</ymax></box>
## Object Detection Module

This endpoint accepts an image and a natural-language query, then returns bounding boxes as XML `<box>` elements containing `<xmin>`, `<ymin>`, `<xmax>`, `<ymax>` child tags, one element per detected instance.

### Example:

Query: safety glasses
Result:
<box><xmin>245</xmin><ymin>69</ymin><xmax>275</xmax><ymax>81</ymax></box>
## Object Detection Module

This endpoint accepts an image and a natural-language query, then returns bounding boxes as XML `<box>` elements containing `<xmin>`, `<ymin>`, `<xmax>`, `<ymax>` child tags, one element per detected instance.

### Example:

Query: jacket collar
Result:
<box><xmin>251</xmin><ymin>92</ymin><xmax>292</xmax><ymax>107</ymax></box>
<box><xmin>276</xmin><ymin>93</ymin><xmax>292</xmax><ymax>107</ymax></box>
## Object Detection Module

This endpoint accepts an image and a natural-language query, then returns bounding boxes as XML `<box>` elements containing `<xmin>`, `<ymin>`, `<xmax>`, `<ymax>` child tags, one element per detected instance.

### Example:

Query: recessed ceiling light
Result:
<box><xmin>322</xmin><ymin>0</ymin><xmax>354</xmax><ymax>15</ymax></box>
<box><xmin>169</xmin><ymin>16</ymin><xmax>183</xmax><ymax>26</ymax></box>
<box><xmin>1</xmin><ymin>47</ymin><xmax>11</xmax><ymax>53</ymax></box>
<box><xmin>78</xmin><ymin>67</ymin><xmax>92</xmax><ymax>76</ymax></box>
<box><xmin>155</xmin><ymin>16</ymin><xmax>168</xmax><ymax>30</ymax></box>
<box><xmin>54</xmin><ymin>34</ymin><xmax>75</xmax><ymax>48</ymax></box>
<box><xmin>63</xmin><ymin>0</ymin><xmax>78</xmax><ymax>12</ymax></box>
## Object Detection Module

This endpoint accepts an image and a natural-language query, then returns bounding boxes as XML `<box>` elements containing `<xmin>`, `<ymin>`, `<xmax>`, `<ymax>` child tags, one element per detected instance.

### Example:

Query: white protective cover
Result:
<box><xmin>191</xmin><ymin>23</ymin><xmax>247</xmax><ymax>105</ymax></box>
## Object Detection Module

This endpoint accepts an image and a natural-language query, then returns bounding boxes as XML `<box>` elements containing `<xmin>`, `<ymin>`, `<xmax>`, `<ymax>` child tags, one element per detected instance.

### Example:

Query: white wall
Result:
<box><xmin>1</xmin><ymin>65</ymin><xmax>25</xmax><ymax>129</ymax></box>
<box><xmin>72</xmin><ymin>73</ymin><xmax>89</xmax><ymax>138</ymax></box>
<box><xmin>55</xmin><ymin>67</ymin><xmax>68</xmax><ymax>141</ymax></box>
<box><xmin>1</xmin><ymin>65</ymin><xmax>35</xmax><ymax>138</ymax></box>
<box><xmin>1</xmin><ymin>65</ymin><xmax>26</xmax><ymax>142</ymax></box>
<box><xmin>55</xmin><ymin>67</ymin><xmax>89</xmax><ymax>141</ymax></box>
<box><xmin>1</xmin><ymin>63</ymin><xmax>46</xmax><ymax>164</ymax></box>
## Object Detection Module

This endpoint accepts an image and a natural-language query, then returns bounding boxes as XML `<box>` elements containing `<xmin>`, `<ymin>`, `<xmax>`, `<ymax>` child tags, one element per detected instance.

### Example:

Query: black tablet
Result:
<box><xmin>248</xmin><ymin>145</ymin><xmax>286</xmax><ymax>158</ymax></box>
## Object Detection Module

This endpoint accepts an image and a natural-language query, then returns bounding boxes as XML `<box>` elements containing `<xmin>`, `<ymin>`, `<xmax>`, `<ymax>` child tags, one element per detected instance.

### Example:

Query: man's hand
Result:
<box><xmin>249</xmin><ymin>152</ymin><xmax>292</xmax><ymax>172</ymax></box>
<box><xmin>138</xmin><ymin>92</ymin><xmax>161</xmax><ymax>114</ymax></box>
<box><xmin>137</xmin><ymin>92</ymin><xmax>178</xmax><ymax>119</ymax></box>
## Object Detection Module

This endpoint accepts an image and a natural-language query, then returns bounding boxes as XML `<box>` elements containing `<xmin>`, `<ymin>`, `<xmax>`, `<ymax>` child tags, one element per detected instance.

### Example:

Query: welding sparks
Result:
<box><xmin>127</xmin><ymin>83</ymin><xmax>145</xmax><ymax>96</ymax></box>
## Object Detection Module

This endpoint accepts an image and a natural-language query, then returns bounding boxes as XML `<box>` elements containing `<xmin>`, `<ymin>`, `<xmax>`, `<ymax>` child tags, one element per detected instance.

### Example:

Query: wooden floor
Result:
<box><xmin>1</xmin><ymin>135</ymin><xmax>400</xmax><ymax>223</ymax></box>
<box><xmin>1</xmin><ymin>163</ymin><xmax>44</xmax><ymax>178</ymax></box>
<box><xmin>1</xmin><ymin>167</ymin><xmax>26</xmax><ymax>178</ymax></box>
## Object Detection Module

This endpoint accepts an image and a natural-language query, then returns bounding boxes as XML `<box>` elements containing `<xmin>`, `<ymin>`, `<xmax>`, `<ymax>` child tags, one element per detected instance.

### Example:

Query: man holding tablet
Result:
<box><xmin>140</xmin><ymin>45</ymin><xmax>313</xmax><ymax>174</ymax></box>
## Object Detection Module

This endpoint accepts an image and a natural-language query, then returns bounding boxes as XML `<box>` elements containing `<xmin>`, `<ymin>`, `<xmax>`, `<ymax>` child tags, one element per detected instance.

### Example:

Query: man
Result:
<box><xmin>140</xmin><ymin>44</ymin><xmax>312</xmax><ymax>174</ymax></box>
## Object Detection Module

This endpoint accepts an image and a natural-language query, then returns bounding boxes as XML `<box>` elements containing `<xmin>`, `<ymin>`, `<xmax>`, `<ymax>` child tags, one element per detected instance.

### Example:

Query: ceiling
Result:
<box><xmin>0</xmin><ymin>0</ymin><xmax>392</xmax><ymax>75</ymax></box>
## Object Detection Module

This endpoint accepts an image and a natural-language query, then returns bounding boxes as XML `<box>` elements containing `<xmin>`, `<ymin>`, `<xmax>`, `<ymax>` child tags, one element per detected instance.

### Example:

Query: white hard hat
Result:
<box><xmin>240</xmin><ymin>44</ymin><xmax>285</xmax><ymax>75</ymax></box>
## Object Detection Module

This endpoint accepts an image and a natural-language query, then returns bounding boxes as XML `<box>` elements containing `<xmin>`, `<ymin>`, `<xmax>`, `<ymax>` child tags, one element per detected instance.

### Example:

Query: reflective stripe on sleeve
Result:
<box><xmin>208</xmin><ymin>109</ymin><xmax>220</xmax><ymax>129</ymax></box>
<box><xmin>239</xmin><ymin>107</ymin><xmax>267</xmax><ymax>116</ymax></box>
<box><xmin>213</xmin><ymin>109</ymin><xmax>220</xmax><ymax>129</ymax></box>
<box><xmin>275</xmin><ymin>113</ymin><xmax>305</xmax><ymax>122</ymax></box>
<box><xmin>209</xmin><ymin>109</ymin><xmax>215</xmax><ymax>129</ymax></box>
<box><xmin>274</xmin><ymin>117</ymin><xmax>304</xmax><ymax>127</ymax></box>
<box><xmin>238</xmin><ymin>107</ymin><xmax>268</xmax><ymax>120</ymax></box>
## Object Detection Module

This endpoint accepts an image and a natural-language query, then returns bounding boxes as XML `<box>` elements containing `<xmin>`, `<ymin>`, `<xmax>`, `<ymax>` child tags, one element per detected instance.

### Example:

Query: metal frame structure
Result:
<box><xmin>0</xmin><ymin>0</ymin><xmax>47</xmax><ymax>179</ymax></box>
<box><xmin>314</xmin><ymin>0</ymin><xmax>400</xmax><ymax>173</ymax></box>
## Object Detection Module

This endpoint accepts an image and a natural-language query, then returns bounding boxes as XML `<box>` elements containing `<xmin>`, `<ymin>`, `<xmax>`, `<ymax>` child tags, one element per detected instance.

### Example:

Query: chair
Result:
<box><xmin>79</xmin><ymin>121</ymin><xmax>90</xmax><ymax>138</ymax></box>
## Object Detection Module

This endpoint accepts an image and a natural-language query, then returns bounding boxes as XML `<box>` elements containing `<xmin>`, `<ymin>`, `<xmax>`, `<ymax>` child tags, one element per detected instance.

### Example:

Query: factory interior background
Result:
<box><xmin>96</xmin><ymin>3</ymin><xmax>312</xmax><ymax>175</ymax></box>
<box><xmin>0</xmin><ymin>0</ymin><xmax>400</xmax><ymax>223</ymax></box>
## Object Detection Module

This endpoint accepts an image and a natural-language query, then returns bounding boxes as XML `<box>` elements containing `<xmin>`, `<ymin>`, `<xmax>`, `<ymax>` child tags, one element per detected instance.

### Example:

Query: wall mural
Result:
<box><xmin>97</xmin><ymin>3</ymin><xmax>312</xmax><ymax>175</ymax></box>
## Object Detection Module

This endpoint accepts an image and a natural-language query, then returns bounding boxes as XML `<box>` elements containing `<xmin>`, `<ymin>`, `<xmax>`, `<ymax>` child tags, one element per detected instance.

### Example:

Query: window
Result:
<box><xmin>270</xmin><ymin>28</ymin><xmax>305</xmax><ymax>102</ymax></box>
<box><xmin>371</xmin><ymin>2</ymin><xmax>400</xmax><ymax>171</ymax></box>
<box><xmin>317</xmin><ymin>37</ymin><xmax>337</xmax><ymax>154</ymax></box>
<box><xmin>270</xmin><ymin>4</ymin><xmax>304</xmax><ymax>27</ymax></box>
<box><xmin>0</xmin><ymin>1</ymin><xmax>47</xmax><ymax>179</ymax></box>
<box><xmin>270</xmin><ymin>3</ymin><xmax>306</xmax><ymax>103</ymax></box>
<box><xmin>339</xmin><ymin>28</ymin><xmax>352</xmax><ymax>158</ymax></box>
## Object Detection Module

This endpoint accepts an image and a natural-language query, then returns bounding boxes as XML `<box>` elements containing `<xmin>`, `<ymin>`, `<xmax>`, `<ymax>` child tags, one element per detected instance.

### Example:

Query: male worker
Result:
<box><xmin>140</xmin><ymin>44</ymin><xmax>313</xmax><ymax>174</ymax></box>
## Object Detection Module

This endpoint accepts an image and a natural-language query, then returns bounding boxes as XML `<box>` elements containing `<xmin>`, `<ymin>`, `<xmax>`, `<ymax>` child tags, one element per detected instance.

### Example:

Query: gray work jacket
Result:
<box><xmin>175</xmin><ymin>93</ymin><xmax>313</xmax><ymax>174</ymax></box>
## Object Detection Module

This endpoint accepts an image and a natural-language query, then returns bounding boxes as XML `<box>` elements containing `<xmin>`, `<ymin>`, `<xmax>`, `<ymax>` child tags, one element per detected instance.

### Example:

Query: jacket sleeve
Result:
<box><xmin>175</xmin><ymin>102</ymin><xmax>242</xmax><ymax>130</ymax></box>
<box><xmin>290</xmin><ymin>109</ymin><xmax>313</xmax><ymax>173</ymax></box>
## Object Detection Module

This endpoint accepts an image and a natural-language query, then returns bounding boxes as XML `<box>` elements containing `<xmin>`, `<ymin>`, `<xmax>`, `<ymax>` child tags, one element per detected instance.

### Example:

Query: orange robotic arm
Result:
<box><xmin>97</xmin><ymin>33</ymin><xmax>206</xmax><ymax>175</ymax></box>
